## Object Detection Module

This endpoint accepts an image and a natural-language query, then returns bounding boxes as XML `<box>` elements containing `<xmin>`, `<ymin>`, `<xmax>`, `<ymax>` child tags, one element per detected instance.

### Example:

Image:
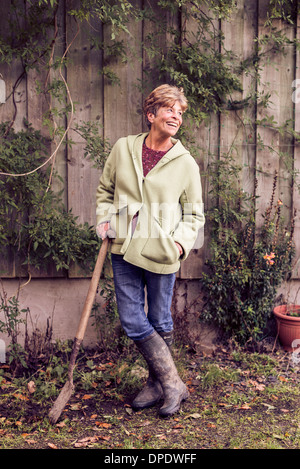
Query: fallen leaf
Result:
<box><xmin>247</xmin><ymin>380</ymin><xmax>265</xmax><ymax>392</ymax></box>
<box><xmin>137</xmin><ymin>420</ymin><xmax>151</xmax><ymax>427</ymax></box>
<box><xmin>95</xmin><ymin>422</ymin><xmax>112</xmax><ymax>428</ymax></box>
<box><xmin>122</xmin><ymin>425</ymin><xmax>130</xmax><ymax>436</ymax></box>
<box><xmin>69</xmin><ymin>403</ymin><xmax>81</xmax><ymax>411</ymax></box>
<box><xmin>278</xmin><ymin>376</ymin><xmax>288</xmax><ymax>382</ymax></box>
<box><xmin>25</xmin><ymin>439</ymin><xmax>36</xmax><ymax>445</ymax></box>
<box><xmin>74</xmin><ymin>442</ymin><xmax>88</xmax><ymax>448</ymax></box>
<box><xmin>272</xmin><ymin>433</ymin><xmax>284</xmax><ymax>440</ymax></box>
<box><xmin>78</xmin><ymin>436</ymin><xmax>98</xmax><ymax>444</ymax></box>
<box><xmin>48</xmin><ymin>443</ymin><xmax>58</xmax><ymax>449</ymax></box>
<box><xmin>13</xmin><ymin>393</ymin><xmax>29</xmax><ymax>401</ymax></box>
<box><xmin>262</xmin><ymin>403</ymin><xmax>275</xmax><ymax>411</ymax></box>
<box><xmin>98</xmin><ymin>435</ymin><xmax>111</xmax><ymax>441</ymax></box>
<box><xmin>56</xmin><ymin>421</ymin><xmax>66</xmax><ymax>428</ymax></box>
<box><xmin>156</xmin><ymin>434</ymin><xmax>167</xmax><ymax>440</ymax></box>
<box><xmin>27</xmin><ymin>381</ymin><xmax>36</xmax><ymax>394</ymax></box>
<box><xmin>184</xmin><ymin>412</ymin><xmax>201</xmax><ymax>419</ymax></box>
<box><xmin>238</xmin><ymin>404</ymin><xmax>251</xmax><ymax>410</ymax></box>
<box><xmin>82</xmin><ymin>394</ymin><xmax>93</xmax><ymax>400</ymax></box>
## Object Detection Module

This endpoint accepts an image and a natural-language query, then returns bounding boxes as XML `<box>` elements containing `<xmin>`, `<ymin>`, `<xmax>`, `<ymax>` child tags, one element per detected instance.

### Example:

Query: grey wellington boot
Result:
<box><xmin>134</xmin><ymin>331</ymin><xmax>189</xmax><ymax>417</ymax></box>
<box><xmin>158</xmin><ymin>330</ymin><xmax>174</xmax><ymax>349</ymax></box>
<box><xmin>131</xmin><ymin>369</ymin><xmax>163</xmax><ymax>410</ymax></box>
<box><xmin>131</xmin><ymin>330</ymin><xmax>174</xmax><ymax>410</ymax></box>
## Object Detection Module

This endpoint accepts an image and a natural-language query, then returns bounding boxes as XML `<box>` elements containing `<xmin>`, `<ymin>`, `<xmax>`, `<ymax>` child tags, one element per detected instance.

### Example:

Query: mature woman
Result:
<box><xmin>96</xmin><ymin>84</ymin><xmax>205</xmax><ymax>417</ymax></box>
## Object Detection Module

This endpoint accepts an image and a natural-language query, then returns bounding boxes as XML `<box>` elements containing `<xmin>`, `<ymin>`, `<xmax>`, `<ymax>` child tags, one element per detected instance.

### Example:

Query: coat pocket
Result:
<box><xmin>141</xmin><ymin>217</ymin><xmax>180</xmax><ymax>265</ymax></box>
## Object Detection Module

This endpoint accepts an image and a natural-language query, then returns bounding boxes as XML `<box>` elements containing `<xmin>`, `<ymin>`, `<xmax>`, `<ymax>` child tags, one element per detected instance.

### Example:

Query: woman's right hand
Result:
<box><xmin>96</xmin><ymin>222</ymin><xmax>116</xmax><ymax>240</ymax></box>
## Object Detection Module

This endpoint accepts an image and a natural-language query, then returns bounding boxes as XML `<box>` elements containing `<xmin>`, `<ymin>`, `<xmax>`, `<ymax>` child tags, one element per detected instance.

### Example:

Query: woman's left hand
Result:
<box><xmin>175</xmin><ymin>242</ymin><xmax>183</xmax><ymax>257</ymax></box>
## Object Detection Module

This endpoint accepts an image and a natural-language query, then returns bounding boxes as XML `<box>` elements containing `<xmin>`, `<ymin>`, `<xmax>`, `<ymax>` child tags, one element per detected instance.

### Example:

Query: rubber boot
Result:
<box><xmin>158</xmin><ymin>330</ymin><xmax>174</xmax><ymax>349</ymax></box>
<box><xmin>131</xmin><ymin>369</ymin><xmax>162</xmax><ymax>410</ymax></box>
<box><xmin>131</xmin><ymin>330</ymin><xmax>173</xmax><ymax>410</ymax></box>
<box><xmin>134</xmin><ymin>331</ymin><xmax>189</xmax><ymax>417</ymax></box>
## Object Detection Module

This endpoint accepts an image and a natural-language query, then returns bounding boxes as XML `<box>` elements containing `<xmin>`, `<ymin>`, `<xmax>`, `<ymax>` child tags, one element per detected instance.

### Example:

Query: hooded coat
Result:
<box><xmin>96</xmin><ymin>132</ymin><xmax>205</xmax><ymax>274</ymax></box>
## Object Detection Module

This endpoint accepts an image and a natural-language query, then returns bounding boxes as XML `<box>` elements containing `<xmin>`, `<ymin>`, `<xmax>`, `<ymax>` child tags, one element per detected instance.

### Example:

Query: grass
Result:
<box><xmin>0</xmin><ymin>340</ymin><xmax>299</xmax><ymax>450</ymax></box>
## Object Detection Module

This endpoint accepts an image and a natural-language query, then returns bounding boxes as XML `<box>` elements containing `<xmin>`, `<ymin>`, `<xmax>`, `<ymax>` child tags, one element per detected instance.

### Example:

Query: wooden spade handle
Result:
<box><xmin>75</xmin><ymin>237</ymin><xmax>109</xmax><ymax>341</ymax></box>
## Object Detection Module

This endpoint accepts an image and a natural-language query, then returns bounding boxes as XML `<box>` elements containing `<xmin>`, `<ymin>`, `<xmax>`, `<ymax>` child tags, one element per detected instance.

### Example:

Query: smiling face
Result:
<box><xmin>147</xmin><ymin>101</ymin><xmax>183</xmax><ymax>139</ymax></box>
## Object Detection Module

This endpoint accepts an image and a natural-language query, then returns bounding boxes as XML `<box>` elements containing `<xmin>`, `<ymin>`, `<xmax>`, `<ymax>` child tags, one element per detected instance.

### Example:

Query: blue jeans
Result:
<box><xmin>111</xmin><ymin>254</ymin><xmax>176</xmax><ymax>341</ymax></box>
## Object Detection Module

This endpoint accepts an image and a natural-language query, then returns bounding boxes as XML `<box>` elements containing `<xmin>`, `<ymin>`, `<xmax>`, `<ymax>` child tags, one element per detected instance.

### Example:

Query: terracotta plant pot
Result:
<box><xmin>273</xmin><ymin>305</ymin><xmax>300</xmax><ymax>352</ymax></box>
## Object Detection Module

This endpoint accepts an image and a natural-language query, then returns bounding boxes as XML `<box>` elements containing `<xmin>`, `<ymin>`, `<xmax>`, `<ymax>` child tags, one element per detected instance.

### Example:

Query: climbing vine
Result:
<box><xmin>0</xmin><ymin>122</ymin><xmax>100</xmax><ymax>273</ymax></box>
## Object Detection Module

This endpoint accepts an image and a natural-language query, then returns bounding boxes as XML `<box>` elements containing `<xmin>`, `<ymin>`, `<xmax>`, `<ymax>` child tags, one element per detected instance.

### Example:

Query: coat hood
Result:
<box><xmin>127</xmin><ymin>132</ymin><xmax>190</xmax><ymax>165</ymax></box>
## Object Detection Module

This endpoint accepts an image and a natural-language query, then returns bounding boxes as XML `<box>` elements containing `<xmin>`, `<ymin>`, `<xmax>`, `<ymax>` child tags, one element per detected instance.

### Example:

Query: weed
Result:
<box><xmin>198</xmin><ymin>363</ymin><xmax>240</xmax><ymax>390</ymax></box>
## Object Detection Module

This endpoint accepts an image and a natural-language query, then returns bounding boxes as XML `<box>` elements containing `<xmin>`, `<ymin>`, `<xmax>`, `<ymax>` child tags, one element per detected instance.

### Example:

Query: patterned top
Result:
<box><xmin>142</xmin><ymin>142</ymin><xmax>168</xmax><ymax>176</ymax></box>
<box><xmin>131</xmin><ymin>142</ymin><xmax>169</xmax><ymax>231</ymax></box>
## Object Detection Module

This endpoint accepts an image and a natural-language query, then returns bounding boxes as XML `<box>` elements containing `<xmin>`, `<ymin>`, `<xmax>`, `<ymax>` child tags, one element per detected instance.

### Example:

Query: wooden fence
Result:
<box><xmin>1</xmin><ymin>0</ymin><xmax>300</xmax><ymax>283</ymax></box>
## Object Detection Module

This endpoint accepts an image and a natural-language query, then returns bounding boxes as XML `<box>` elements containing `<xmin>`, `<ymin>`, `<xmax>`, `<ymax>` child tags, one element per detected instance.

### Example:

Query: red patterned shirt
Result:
<box><xmin>142</xmin><ymin>142</ymin><xmax>167</xmax><ymax>176</ymax></box>
<box><xmin>131</xmin><ymin>143</ymin><xmax>168</xmax><ymax>233</ymax></box>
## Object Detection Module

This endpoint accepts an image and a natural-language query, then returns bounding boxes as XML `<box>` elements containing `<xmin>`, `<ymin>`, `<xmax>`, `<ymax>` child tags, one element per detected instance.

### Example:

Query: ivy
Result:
<box><xmin>0</xmin><ymin>123</ymin><xmax>100</xmax><ymax>273</ymax></box>
<box><xmin>68</xmin><ymin>0</ymin><xmax>137</xmax><ymax>39</ymax></box>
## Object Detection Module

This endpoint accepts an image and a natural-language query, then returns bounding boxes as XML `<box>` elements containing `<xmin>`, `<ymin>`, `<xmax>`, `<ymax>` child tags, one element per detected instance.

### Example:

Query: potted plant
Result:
<box><xmin>273</xmin><ymin>304</ymin><xmax>300</xmax><ymax>352</ymax></box>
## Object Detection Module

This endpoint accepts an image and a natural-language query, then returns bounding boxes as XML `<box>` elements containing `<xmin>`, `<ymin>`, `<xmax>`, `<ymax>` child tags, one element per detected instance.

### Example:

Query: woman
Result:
<box><xmin>96</xmin><ymin>84</ymin><xmax>205</xmax><ymax>417</ymax></box>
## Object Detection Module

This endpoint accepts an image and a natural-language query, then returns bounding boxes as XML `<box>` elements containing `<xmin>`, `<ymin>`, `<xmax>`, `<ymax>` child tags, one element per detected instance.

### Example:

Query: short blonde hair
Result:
<box><xmin>143</xmin><ymin>84</ymin><xmax>188</xmax><ymax>128</ymax></box>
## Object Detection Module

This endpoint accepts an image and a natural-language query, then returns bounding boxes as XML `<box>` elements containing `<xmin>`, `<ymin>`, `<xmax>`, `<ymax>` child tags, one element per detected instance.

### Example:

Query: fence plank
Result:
<box><xmin>292</xmin><ymin>14</ymin><xmax>300</xmax><ymax>280</ymax></box>
<box><xmin>23</xmin><ymin>3</ymin><xmax>66</xmax><ymax>279</ymax></box>
<box><xmin>256</xmin><ymin>0</ymin><xmax>281</xmax><ymax>225</ymax></box>
<box><xmin>66</xmin><ymin>2</ymin><xmax>104</xmax><ymax>277</ymax></box>
<box><xmin>256</xmin><ymin>0</ymin><xmax>296</xmax><ymax>284</ymax></box>
<box><xmin>50</xmin><ymin>0</ymin><xmax>68</xmax><ymax>207</ymax></box>
<box><xmin>103</xmin><ymin>0</ymin><xmax>143</xmax><ymax>145</ymax></box>
<box><xmin>0</xmin><ymin>0</ymin><xmax>27</xmax><ymax>278</ymax></box>
<box><xmin>277</xmin><ymin>21</ymin><xmax>296</xmax><ymax>275</ymax></box>
<box><xmin>241</xmin><ymin>0</ymin><xmax>258</xmax><ymax>196</ymax></box>
<box><xmin>178</xmin><ymin>5</ymin><xmax>218</xmax><ymax>279</ymax></box>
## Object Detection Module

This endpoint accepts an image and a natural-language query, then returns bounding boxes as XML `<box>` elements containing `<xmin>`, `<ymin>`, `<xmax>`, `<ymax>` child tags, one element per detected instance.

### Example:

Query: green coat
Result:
<box><xmin>96</xmin><ymin>133</ymin><xmax>205</xmax><ymax>274</ymax></box>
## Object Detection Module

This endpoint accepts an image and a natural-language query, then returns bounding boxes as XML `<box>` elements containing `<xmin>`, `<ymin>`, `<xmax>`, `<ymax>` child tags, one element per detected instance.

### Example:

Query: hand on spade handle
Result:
<box><xmin>96</xmin><ymin>221</ymin><xmax>116</xmax><ymax>240</ymax></box>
